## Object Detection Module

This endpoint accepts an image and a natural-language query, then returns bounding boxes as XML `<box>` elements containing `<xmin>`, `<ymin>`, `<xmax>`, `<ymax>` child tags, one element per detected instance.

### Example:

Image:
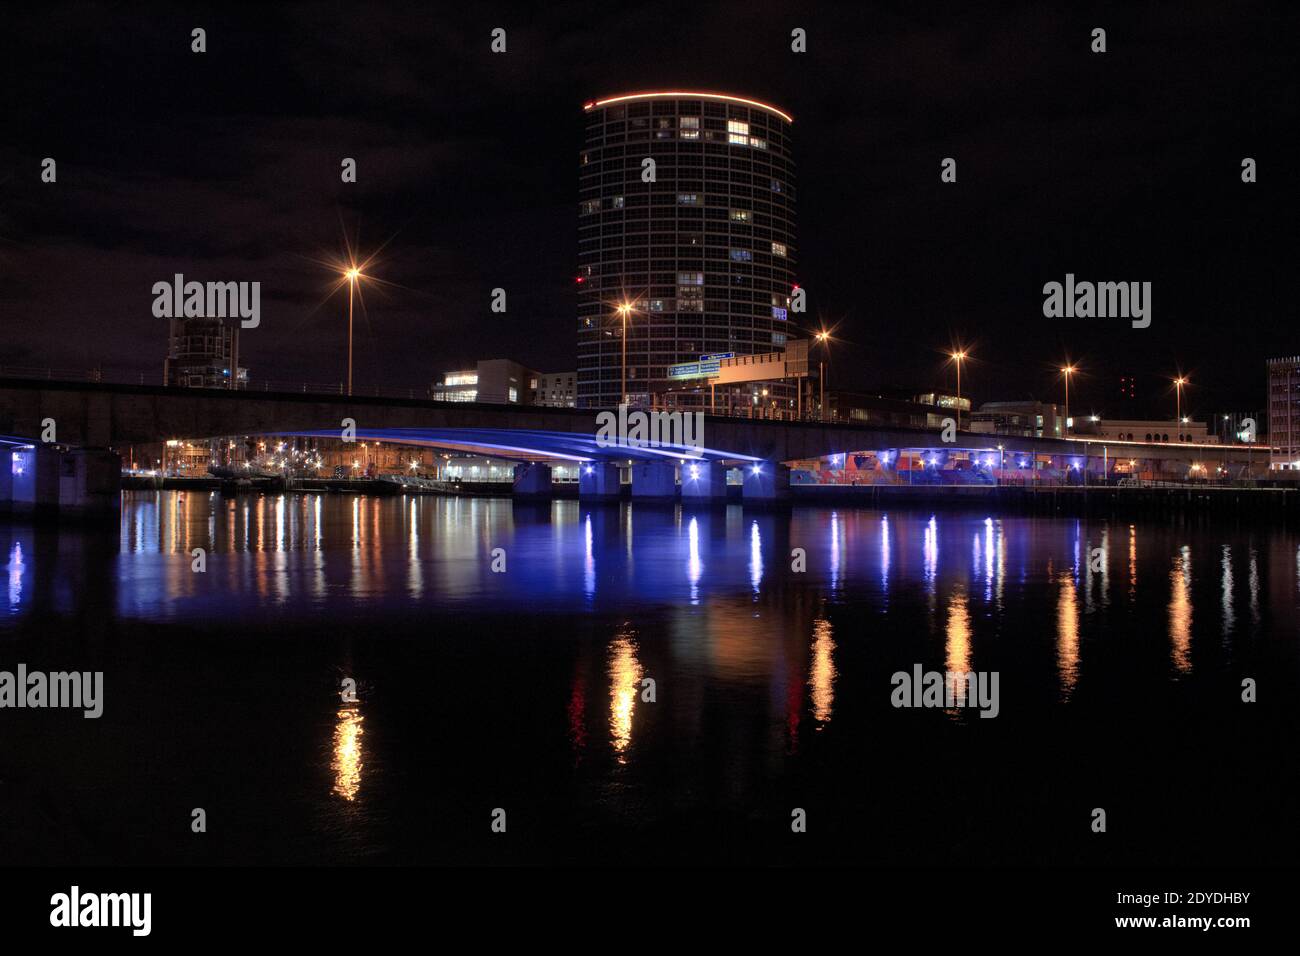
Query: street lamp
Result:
<box><xmin>1061</xmin><ymin>364</ymin><xmax>1076</xmax><ymax>435</ymax></box>
<box><xmin>343</xmin><ymin>265</ymin><xmax>364</xmax><ymax>396</ymax></box>
<box><xmin>950</xmin><ymin>350</ymin><xmax>967</xmax><ymax>429</ymax></box>
<box><xmin>617</xmin><ymin>301</ymin><xmax>635</xmax><ymax>406</ymax></box>
<box><xmin>815</xmin><ymin>329</ymin><xmax>831</xmax><ymax>421</ymax></box>
<box><xmin>1174</xmin><ymin>376</ymin><xmax>1187</xmax><ymax>427</ymax></box>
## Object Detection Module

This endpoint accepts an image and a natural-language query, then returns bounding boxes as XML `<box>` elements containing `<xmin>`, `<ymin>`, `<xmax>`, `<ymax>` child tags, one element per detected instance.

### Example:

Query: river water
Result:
<box><xmin>1</xmin><ymin>490</ymin><xmax>1297</xmax><ymax>865</ymax></box>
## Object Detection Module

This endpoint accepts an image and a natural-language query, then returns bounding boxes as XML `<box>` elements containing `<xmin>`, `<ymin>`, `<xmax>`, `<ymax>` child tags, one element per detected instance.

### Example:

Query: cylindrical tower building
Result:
<box><xmin>577</xmin><ymin>91</ymin><xmax>798</xmax><ymax>412</ymax></box>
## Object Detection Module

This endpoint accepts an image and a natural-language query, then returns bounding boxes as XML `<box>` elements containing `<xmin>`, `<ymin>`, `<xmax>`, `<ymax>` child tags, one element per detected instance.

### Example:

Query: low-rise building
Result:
<box><xmin>827</xmin><ymin>392</ymin><xmax>937</xmax><ymax>428</ymax></box>
<box><xmin>970</xmin><ymin>401</ymin><xmax>1062</xmax><ymax>438</ymax></box>
<box><xmin>532</xmin><ymin>371</ymin><xmax>576</xmax><ymax>407</ymax></box>
<box><xmin>430</xmin><ymin>369</ymin><xmax>480</xmax><ymax>402</ymax></box>
<box><xmin>431</xmin><ymin>359</ymin><xmax>535</xmax><ymax>404</ymax></box>
<box><xmin>913</xmin><ymin>392</ymin><xmax>971</xmax><ymax>416</ymax></box>
<box><xmin>1073</xmin><ymin>417</ymin><xmax>1210</xmax><ymax>444</ymax></box>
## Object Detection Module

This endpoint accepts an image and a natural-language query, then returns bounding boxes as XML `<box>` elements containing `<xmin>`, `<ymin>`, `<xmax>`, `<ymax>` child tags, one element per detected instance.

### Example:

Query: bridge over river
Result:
<box><xmin>0</xmin><ymin>377</ymin><xmax>1271</xmax><ymax>513</ymax></box>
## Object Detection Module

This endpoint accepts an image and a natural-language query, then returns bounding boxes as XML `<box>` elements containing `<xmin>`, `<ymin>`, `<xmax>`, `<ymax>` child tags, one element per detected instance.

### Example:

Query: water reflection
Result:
<box><xmin>1249</xmin><ymin>546</ymin><xmax>1260</xmax><ymax>628</ymax></box>
<box><xmin>1129</xmin><ymin>524</ymin><xmax>1138</xmax><ymax>595</ymax></box>
<box><xmin>982</xmin><ymin>517</ymin><xmax>994</xmax><ymax>604</ymax></box>
<box><xmin>1170</xmin><ymin>546</ymin><xmax>1193</xmax><ymax>674</ymax></box>
<box><xmin>7</xmin><ymin>540</ymin><xmax>23</xmax><ymax>610</ymax></box>
<box><xmin>584</xmin><ymin>513</ymin><xmax>596</xmax><ymax>599</ymax></box>
<box><xmin>407</xmin><ymin>497</ymin><xmax>422</xmax><ymax>598</ymax></box>
<box><xmin>1057</xmin><ymin>571</ymin><xmax>1079</xmax><ymax>700</ymax></box>
<box><xmin>607</xmin><ymin>632</ymin><xmax>642</xmax><ymax>762</ymax></box>
<box><xmin>829</xmin><ymin>510</ymin><xmax>842</xmax><ymax>592</ymax></box>
<box><xmin>568</xmin><ymin>665</ymin><xmax>588</xmax><ymax>760</ymax></box>
<box><xmin>687</xmin><ymin>516</ymin><xmax>702</xmax><ymax>604</ymax></box>
<box><xmin>1221</xmin><ymin>545</ymin><xmax>1234</xmax><ymax>641</ymax></box>
<box><xmin>332</xmin><ymin>706</ymin><xmax>365</xmax><ymax>802</ymax></box>
<box><xmin>945</xmin><ymin>586</ymin><xmax>972</xmax><ymax>712</ymax></box>
<box><xmin>923</xmin><ymin>515</ymin><xmax>938</xmax><ymax>592</ymax></box>
<box><xmin>809</xmin><ymin>618</ymin><xmax>836</xmax><ymax>725</ymax></box>
<box><xmin>5</xmin><ymin>492</ymin><xmax>1297</xmax><ymax>718</ymax></box>
<box><xmin>880</xmin><ymin>515</ymin><xmax>891</xmax><ymax>594</ymax></box>
<box><xmin>1102</xmin><ymin>527</ymin><xmax>1111</xmax><ymax>603</ymax></box>
<box><xmin>994</xmin><ymin>519</ymin><xmax>1006</xmax><ymax>609</ymax></box>
<box><xmin>8</xmin><ymin>490</ymin><xmax>1300</xmax><ymax>867</ymax></box>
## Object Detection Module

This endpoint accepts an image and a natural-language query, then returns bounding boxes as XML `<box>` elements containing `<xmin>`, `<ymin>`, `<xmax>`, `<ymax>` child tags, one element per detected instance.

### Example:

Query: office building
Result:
<box><xmin>431</xmin><ymin>359</ymin><xmax>534</xmax><ymax>404</ymax></box>
<box><xmin>970</xmin><ymin>401</ymin><xmax>1063</xmax><ymax>438</ymax></box>
<box><xmin>577</xmin><ymin>91</ymin><xmax>799</xmax><ymax>409</ymax></box>
<box><xmin>163</xmin><ymin>316</ymin><xmax>247</xmax><ymax>389</ymax></box>
<box><xmin>1267</xmin><ymin>356</ymin><xmax>1300</xmax><ymax>468</ymax></box>
<box><xmin>532</xmin><ymin>371</ymin><xmax>577</xmax><ymax>408</ymax></box>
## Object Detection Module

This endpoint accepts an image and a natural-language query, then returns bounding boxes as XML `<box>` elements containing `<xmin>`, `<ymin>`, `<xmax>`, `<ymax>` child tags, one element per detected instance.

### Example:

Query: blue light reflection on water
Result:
<box><xmin>2</xmin><ymin>492</ymin><xmax>1297</xmax><ymax>678</ymax></box>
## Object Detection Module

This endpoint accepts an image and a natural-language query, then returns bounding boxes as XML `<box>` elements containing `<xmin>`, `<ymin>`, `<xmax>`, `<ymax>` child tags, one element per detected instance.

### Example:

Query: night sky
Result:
<box><xmin>3</xmin><ymin>1</ymin><xmax>1296</xmax><ymax>420</ymax></box>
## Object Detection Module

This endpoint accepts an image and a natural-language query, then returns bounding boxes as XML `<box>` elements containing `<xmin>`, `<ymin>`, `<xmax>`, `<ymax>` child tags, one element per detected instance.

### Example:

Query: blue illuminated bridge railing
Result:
<box><xmin>281</xmin><ymin>428</ymin><xmax>765</xmax><ymax>464</ymax></box>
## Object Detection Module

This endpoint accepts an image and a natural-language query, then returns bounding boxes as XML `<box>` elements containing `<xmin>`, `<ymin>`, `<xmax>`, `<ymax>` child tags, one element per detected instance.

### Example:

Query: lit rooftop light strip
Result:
<box><xmin>584</xmin><ymin>91</ymin><xmax>793</xmax><ymax>123</ymax></box>
<box><xmin>1059</xmin><ymin>437</ymin><xmax>1251</xmax><ymax>450</ymax></box>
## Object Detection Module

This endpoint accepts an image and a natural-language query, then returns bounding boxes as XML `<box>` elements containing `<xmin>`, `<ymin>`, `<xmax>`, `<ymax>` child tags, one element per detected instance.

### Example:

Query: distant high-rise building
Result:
<box><xmin>1267</xmin><ymin>356</ymin><xmax>1300</xmax><ymax>468</ymax></box>
<box><xmin>577</xmin><ymin>91</ymin><xmax>800</xmax><ymax>410</ymax></box>
<box><xmin>163</xmin><ymin>316</ymin><xmax>246</xmax><ymax>389</ymax></box>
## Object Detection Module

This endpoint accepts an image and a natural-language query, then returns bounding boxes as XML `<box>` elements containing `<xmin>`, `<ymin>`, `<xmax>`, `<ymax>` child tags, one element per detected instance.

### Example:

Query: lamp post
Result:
<box><xmin>1174</xmin><ymin>376</ymin><xmax>1187</xmax><ymax>429</ymax></box>
<box><xmin>950</xmin><ymin>350</ymin><xmax>967</xmax><ymax>429</ymax></box>
<box><xmin>617</xmin><ymin>301</ymin><xmax>634</xmax><ymax>406</ymax></box>
<box><xmin>816</xmin><ymin>329</ymin><xmax>830</xmax><ymax>421</ymax></box>
<box><xmin>1061</xmin><ymin>364</ymin><xmax>1076</xmax><ymax>435</ymax></box>
<box><xmin>343</xmin><ymin>267</ymin><xmax>363</xmax><ymax>396</ymax></box>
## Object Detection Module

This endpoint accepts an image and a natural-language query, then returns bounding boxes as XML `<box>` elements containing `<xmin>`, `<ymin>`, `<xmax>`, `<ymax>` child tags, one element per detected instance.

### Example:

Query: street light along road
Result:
<box><xmin>343</xmin><ymin>266</ymin><xmax>365</xmax><ymax>397</ymax></box>
<box><xmin>1061</xmin><ymin>364</ymin><xmax>1076</xmax><ymax>435</ymax></box>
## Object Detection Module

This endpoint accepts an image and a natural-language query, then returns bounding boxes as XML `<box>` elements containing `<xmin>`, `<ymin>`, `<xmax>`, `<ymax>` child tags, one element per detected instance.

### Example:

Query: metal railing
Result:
<box><xmin>0</xmin><ymin>366</ymin><xmax>432</xmax><ymax>401</ymax></box>
<box><xmin>0</xmin><ymin>364</ymin><xmax>147</xmax><ymax>384</ymax></box>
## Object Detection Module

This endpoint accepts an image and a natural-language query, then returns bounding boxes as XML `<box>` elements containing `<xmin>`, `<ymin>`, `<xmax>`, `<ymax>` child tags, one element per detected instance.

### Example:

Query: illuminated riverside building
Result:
<box><xmin>577</xmin><ymin>91</ymin><xmax>800</xmax><ymax>411</ymax></box>
<box><xmin>431</xmin><ymin>360</ymin><xmax>577</xmax><ymax>408</ymax></box>
<box><xmin>1268</xmin><ymin>356</ymin><xmax>1300</xmax><ymax>469</ymax></box>
<box><xmin>431</xmin><ymin>359</ymin><xmax>533</xmax><ymax>404</ymax></box>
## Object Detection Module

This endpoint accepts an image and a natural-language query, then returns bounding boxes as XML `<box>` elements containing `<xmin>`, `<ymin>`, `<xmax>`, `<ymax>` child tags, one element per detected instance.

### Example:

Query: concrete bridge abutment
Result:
<box><xmin>578</xmin><ymin>462</ymin><xmax>622</xmax><ymax>500</ymax></box>
<box><xmin>512</xmin><ymin>462</ymin><xmax>552</xmax><ymax>498</ymax></box>
<box><xmin>1</xmin><ymin>445</ymin><xmax>121</xmax><ymax>519</ymax></box>
<box><xmin>742</xmin><ymin>462</ymin><xmax>791</xmax><ymax>504</ymax></box>
<box><xmin>631</xmin><ymin>461</ymin><xmax>677</xmax><ymax>501</ymax></box>
<box><xmin>680</xmin><ymin>460</ymin><xmax>727</xmax><ymax>503</ymax></box>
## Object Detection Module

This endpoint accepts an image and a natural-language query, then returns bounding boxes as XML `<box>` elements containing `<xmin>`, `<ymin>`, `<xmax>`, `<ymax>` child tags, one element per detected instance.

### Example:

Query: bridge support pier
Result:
<box><xmin>0</xmin><ymin>449</ymin><xmax>12</xmax><ymax>515</ymax></box>
<box><xmin>578</xmin><ymin>462</ymin><xmax>621</xmax><ymax>500</ymax></box>
<box><xmin>2</xmin><ymin>445</ymin><xmax>120</xmax><ymax>519</ymax></box>
<box><xmin>680</xmin><ymin>460</ymin><xmax>726</xmax><ymax>502</ymax></box>
<box><xmin>742</xmin><ymin>462</ymin><xmax>790</xmax><ymax>504</ymax></box>
<box><xmin>512</xmin><ymin>462</ymin><xmax>552</xmax><ymax>498</ymax></box>
<box><xmin>631</xmin><ymin>461</ymin><xmax>677</xmax><ymax>501</ymax></box>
